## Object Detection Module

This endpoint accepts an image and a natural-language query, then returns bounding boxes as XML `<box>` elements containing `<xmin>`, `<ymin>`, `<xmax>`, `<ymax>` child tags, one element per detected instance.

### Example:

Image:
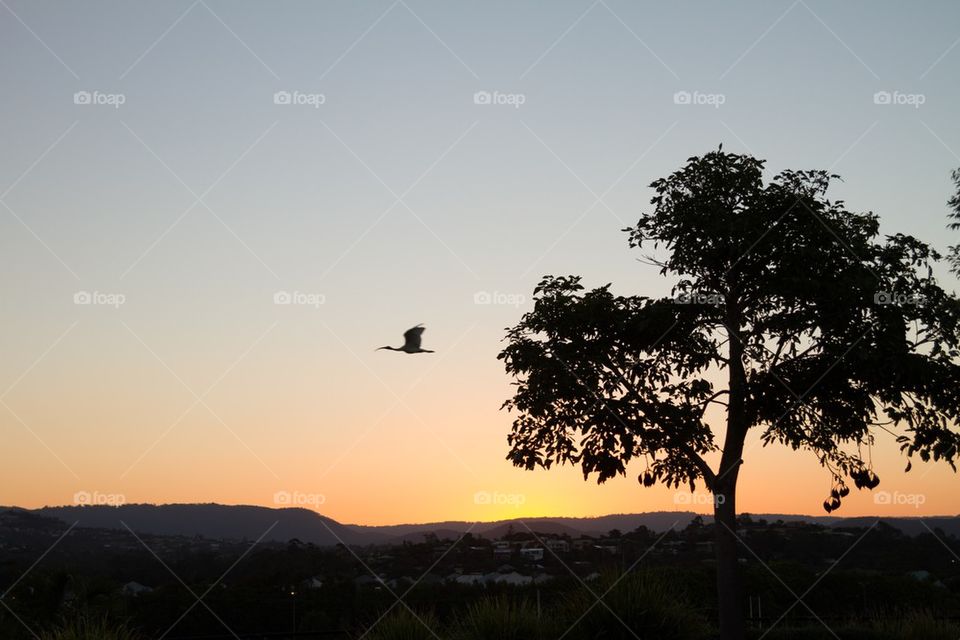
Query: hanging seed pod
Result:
<box><xmin>822</xmin><ymin>499</ymin><xmax>833</xmax><ymax>513</ymax></box>
<box><xmin>851</xmin><ymin>470</ymin><xmax>866</xmax><ymax>489</ymax></box>
<box><xmin>838</xmin><ymin>485</ymin><xmax>850</xmax><ymax>498</ymax></box>
<box><xmin>643</xmin><ymin>472</ymin><xmax>655</xmax><ymax>487</ymax></box>
<box><xmin>830</xmin><ymin>488</ymin><xmax>840</xmax><ymax>500</ymax></box>
<box><xmin>829</xmin><ymin>496</ymin><xmax>841</xmax><ymax>511</ymax></box>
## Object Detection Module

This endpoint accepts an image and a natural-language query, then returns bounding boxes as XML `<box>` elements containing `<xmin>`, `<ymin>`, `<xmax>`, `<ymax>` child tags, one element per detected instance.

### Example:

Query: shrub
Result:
<box><xmin>41</xmin><ymin>614</ymin><xmax>143</xmax><ymax>640</ymax></box>
<box><xmin>870</xmin><ymin>609</ymin><xmax>960</xmax><ymax>640</ymax></box>
<box><xmin>453</xmin><ymin>596</ymin><xmax>558</xmax><ymax>640</ymax></box>
<box><xmin>560</xmin><ymin>569</ymin><xmax>711</xmax><ymax>640</ymax></box>
<box><xmin>362</xmin><ymin>607</ymin><xmax>442</xmax><ymax>640</ymax></box>
<box><xmin>746</xmin><ymin>609</ymin><xmax>960</xmax><ymax>640</ymax></box>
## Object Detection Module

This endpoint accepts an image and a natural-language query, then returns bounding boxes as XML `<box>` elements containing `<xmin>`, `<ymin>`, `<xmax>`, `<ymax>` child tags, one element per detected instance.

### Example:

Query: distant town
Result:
<box><xmin>1</xmin><ymin>507</ymin><xmax>958</xmax><ymax>638</ymax></box>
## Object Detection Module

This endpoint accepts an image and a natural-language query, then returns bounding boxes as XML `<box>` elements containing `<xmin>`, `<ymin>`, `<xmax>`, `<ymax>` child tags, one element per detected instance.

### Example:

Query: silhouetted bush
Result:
<box><xmin>41</xmin><ymin>613</ymin><xmax>143</xmax><ymax>640</ymax></box>
<box><xmin>559</xmin><ymin>570</ymin><xmax>711</xmax><ymax>640</ymax></box>
<box><xmin>747</xmin><ymin>610</ymin><xmax>960</xmax><ymax>640</ymax></box>
<box><xmin>452</xmin><ymin>596</ymin><xmax>558</xmax><ymax>640</ymax></box>
<box><xmin>361</xmin><ymin>607</ymin><xmax>441</xmax><ymax>640</ymax></box>
<box><xmin>869</xmin><ymin>609</ymin><xmax>959</xmax><ymax>640</ymax></box>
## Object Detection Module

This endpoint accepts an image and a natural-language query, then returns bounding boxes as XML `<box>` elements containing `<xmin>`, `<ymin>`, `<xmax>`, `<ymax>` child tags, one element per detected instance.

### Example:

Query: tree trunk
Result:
<box><xmin>717</xmin><ymin>302</ymin><xmax>747</xmax><ymax>639</ymax></box>
<box><xmin>714</xmin><ymin>480</ymin><xmax>744</xmax><ymax>640</ymax></box>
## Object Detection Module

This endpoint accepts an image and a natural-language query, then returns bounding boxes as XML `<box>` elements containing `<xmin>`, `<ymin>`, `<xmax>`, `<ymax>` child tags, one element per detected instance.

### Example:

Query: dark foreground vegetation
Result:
<box><xmin>2</xmin><ymin>509</ymin><xmax>959</xmax><ymax>639</ymax></box>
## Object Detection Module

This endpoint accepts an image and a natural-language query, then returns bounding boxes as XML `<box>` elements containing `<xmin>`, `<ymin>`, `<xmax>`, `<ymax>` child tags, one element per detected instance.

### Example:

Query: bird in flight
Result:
<box><xmin>377</xmin><ymin>324</ymin><xmax>434</xmax><ymax>354</ymax></box>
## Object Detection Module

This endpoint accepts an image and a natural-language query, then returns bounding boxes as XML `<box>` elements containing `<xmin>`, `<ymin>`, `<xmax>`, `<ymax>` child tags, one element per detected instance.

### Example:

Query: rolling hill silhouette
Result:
<box><xmin>12</xmin><ymin>504</ymin><xmax>959</xmax><ymax>545</ymax></box>
<box><xmin>32</xmin><ymin>504</ymin><xmax>385</xmax><ymax>546</ymax></box>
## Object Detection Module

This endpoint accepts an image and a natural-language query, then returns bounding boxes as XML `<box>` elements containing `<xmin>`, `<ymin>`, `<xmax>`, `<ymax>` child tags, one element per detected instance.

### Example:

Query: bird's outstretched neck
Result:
<box><xmin>378</xmin><ymin>325</ymin><xmax>433</xmax><ymax>354</ymax></box>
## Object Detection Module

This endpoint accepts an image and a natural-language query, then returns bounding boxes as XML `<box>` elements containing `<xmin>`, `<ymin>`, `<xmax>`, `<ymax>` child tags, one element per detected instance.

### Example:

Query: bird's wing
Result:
<box><xmin>403</xmin><ymin>325</ymin><xmax>425</xmax><ymax>350</ymax></box>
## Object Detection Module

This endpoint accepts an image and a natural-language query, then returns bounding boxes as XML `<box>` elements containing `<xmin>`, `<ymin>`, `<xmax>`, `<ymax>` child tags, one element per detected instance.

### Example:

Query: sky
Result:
<box><xmin>1</xmin><ymin>0</ymin><xmax>959</xmax><ymax>525</ymax></box>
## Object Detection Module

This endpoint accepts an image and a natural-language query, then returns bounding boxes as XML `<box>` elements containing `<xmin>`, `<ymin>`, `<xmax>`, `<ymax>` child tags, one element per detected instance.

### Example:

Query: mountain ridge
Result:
<box><xmin>5</xmin><ymin>503</ymin><xmax>957</xmax><ymax>546</ymax></box>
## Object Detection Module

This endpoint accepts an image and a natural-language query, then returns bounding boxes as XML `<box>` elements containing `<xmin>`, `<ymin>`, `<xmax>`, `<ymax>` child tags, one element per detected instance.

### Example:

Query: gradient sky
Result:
<box><xmin>2</xmin><ymin>1</ymin><xmax>959</xmax><ymax>525</ymax></box>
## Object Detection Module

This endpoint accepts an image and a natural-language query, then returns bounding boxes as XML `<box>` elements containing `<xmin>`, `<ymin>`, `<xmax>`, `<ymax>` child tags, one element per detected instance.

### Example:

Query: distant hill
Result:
<box><xmin>31</xmin><ymin>504</ymin><xmax>389</xmax><ymax>546</ymax></box>
<box><xmin>11</xmin><ymin>504</ymin><xmax>959</xmax><ymax>546</ymax></box>
<box><xmin>350</xmin><ymin>512</ymin><xmax>700</xmax><ymax>541</ymax></box>
<box><xmin>832</xmin><ymin>515</ymin><xmax>960</xmax><ymax>537</ymax></box>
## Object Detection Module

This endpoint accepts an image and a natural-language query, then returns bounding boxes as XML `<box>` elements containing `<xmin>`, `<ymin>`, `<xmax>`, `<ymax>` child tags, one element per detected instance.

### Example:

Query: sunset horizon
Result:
<box><xmin>3</xmin><ymin>2</ymin><xmax>959</xmax><ymax>638</ymax></box>
<box><xmin>12</xmin><ymin>500</ymin><xmax>960</xmax><ymax>528</ymax></box>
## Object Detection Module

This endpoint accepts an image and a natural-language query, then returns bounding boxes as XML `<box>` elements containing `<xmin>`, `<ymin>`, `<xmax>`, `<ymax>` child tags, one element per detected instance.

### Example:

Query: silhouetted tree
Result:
<box><xmin>685</xmin><ymin>515</ymin><xmax>705</xmax><ymax>533</ymax></box>
<box><xmin>499</xmin><ymin>148</ymin><xmax>960</xmax><ymax>639</ymax></box>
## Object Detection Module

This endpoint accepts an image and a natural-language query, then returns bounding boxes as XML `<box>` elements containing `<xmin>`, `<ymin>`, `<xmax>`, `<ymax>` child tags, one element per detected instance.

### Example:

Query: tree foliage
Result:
<box><xmin>500</xmin><ymin>149</ymin><xmax>960</xmax><ymax>512</ymax></box>
<box><xmin>948</xmin><ymin>167</ymin><xmax>960</xmax><ymax>275</ymax></box>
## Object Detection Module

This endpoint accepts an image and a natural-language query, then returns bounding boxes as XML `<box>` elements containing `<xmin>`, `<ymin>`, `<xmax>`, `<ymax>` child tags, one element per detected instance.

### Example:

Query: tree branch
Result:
<box><xmin>679</xmin><ymin>444</ymin><xmax>716</xmax><ymax>487</ymax></box>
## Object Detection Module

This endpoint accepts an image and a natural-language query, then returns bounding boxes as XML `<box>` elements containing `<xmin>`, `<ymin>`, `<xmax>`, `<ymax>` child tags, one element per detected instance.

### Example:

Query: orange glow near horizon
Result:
<box><xmin>5</xmin><ymin>358</ymin><xmax>958</xmax><ymax>525</ymax></box>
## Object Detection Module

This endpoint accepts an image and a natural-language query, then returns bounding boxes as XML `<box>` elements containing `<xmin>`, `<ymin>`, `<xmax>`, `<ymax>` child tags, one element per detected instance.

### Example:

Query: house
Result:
<box><xmin>545</xmin><ymin>538</ymin><xmax>569</xmax><ymax>553</ymax></box>
<box><xmin>909</xmin><ymin>570</ymin><xmax>946</xmax><ymax>587</ymax></box>
<box><xmin>387</xmin><ymin>577</ymin><xmax>414</xmax><ymax>589</ymax></box>
<box><xmin>122</xmin><ymin>581</ymin><xmax>153</xmax><ymax>597</ymax></box>
<box><xmin>486</xmin><ymin>571</ymin><xmax>532</xmax><ymax>585</ymax></box>
<box><xmin>661</xmin><ymin>540</ymin><xmax>684</xmax><ymax>555</ymax></box>
<box><xmin>301</xmin><ymin>577</ymin><xmax>324</xmax><ymax>590</ymax></box>
<box><xmin>571</xmin><ymin>537</ymin><xmax>594</xmax><ymax>551</ymax></box>
<box><xmin>354</xmin><ymin>575</ymin><xmax>386</xmax><ymax>588</ymax></box>
<box><xmin>520</xmin><ymin>547</ymin><xmax>544</xmax><ymax>561</ymax></box>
